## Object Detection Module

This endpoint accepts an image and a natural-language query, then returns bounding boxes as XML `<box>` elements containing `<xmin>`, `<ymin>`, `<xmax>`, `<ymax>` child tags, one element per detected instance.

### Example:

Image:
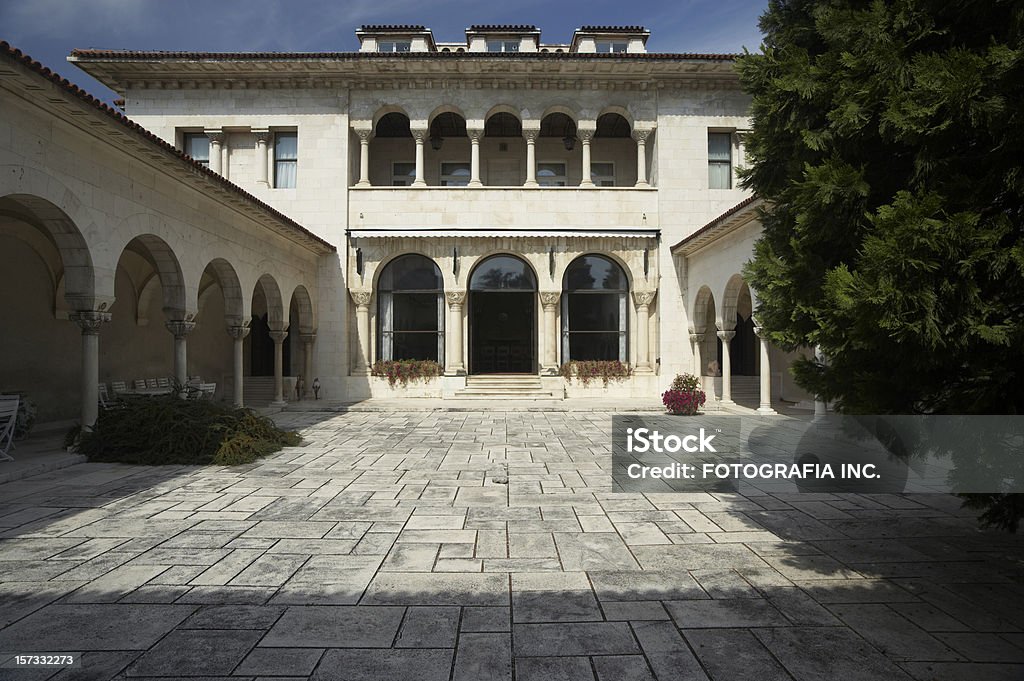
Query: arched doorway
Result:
<box><xmin>469</xmin><ymin>255</ymin><xmax>536</xmax><ymax>374</ymax></box>
<box><xmin>376</xmin><ymin>254</ymin><xmax>444</xmax><ymax>363</ymax></box>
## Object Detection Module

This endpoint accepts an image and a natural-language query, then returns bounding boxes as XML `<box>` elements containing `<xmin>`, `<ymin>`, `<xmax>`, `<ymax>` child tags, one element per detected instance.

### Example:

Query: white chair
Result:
<box><xmin>98</xmin><ymin>383</ymin><xmax>110</xmax><ymax>409</ymax></box>
<box><xmin>111</xmin><ymin>381</ymin><xmax>127</xmax><ymax>394</ymax></box>
<box><xmin>0</xmin><ymin>395</ymin><xmax>19</xmax><ymax>462</ymax></box>
<box><xmin>199</xmin><ymin>383</ymin><xmax>217</xmax><ymax>400</ymax></box>
<box><xmin>157</xmin><ymin>377</ymin><xmax>171</xmax><ymax>389</ymax></box>
<box><xmin>134</xmin><ymin>379</ymin><xmax>147</xmax><ymax>390</ymax></box>
<box><xmin>145</xmin><ymin>378</ymin><xmax>159</xmax><ymax>389</ymax></box>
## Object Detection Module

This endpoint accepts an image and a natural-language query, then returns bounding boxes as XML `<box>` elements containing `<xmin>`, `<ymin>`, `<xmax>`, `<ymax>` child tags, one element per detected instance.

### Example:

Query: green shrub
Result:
<box><xmin>559</xmin><ymin>360</ymin><xmax>633</xmax><ymax>386</ymax></box>
<box><xmin>71</xmin><ymin>395</ymin><xmax>300</xmax><ymax>466</ymax></box>
<box><xmin>371</xmin><ymin>359</ymin><xmax>443</xmax><ymax>387</ymax></box>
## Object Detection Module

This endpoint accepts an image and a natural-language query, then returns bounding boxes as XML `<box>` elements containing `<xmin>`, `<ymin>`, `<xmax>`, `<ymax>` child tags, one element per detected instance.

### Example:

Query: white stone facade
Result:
<box><xmin>0</xmin><ymin>25</ymin><xmax>812</xmax><ymax>417</ymax></box>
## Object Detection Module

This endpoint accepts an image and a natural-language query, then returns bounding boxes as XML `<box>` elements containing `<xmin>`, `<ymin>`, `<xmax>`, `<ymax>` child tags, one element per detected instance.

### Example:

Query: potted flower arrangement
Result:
<box><xmin>662</xmin><ymin>373</ymin><xmax>706</xmax><ymax>415</ymax></box>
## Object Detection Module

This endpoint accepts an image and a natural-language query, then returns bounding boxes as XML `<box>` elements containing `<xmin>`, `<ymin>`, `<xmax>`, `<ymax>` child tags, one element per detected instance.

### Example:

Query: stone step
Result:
<box><xmin>457</xmin><ymin>374</ymin><xmax>558</xmax><ymax>399</ymax></box>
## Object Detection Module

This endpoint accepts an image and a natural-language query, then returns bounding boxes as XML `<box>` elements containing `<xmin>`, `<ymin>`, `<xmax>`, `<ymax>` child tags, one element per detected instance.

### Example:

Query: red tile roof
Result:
<box><xmin>359</xmin><ymin>24</ymin><xmax>427</xmax><ymax>31</ymax></box>
<box><xmin>578</xmin><ymin>25</ymin><xmax>648</xmax><ymax>33</ymax></box>
<box><xmin>68</xmin><ymin>48</ymin><xmax>738</xmax><ymax>61</ymax></box>
<box><xmin>0</xmin><ymin>41</ymin><xmax>335</xmax><ymax>254</ymax></box>
<box><xmin>467</xmin><ymin>24</ymin><xmax>539</xmax><ymax>32</ymax></box>
<box><xmin>670</xmin><ymin>195</ymin><xmax>762</xmax><ymax>253</ymax></box>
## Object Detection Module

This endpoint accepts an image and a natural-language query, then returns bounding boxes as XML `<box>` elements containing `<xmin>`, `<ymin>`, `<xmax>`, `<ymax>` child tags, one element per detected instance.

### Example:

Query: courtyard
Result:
<box><xmin>0</xmin><ymin>410</ymin><xmax>1022</xmax><ymax>680</ymax></box>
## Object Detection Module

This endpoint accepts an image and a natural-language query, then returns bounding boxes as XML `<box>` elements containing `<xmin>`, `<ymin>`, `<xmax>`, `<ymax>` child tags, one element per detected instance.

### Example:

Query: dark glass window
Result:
<box><xmin>377</xmin><ymin>254</ymin><xmax>444</xmax><ymax>362</ymax></box>
<box><xmin>469</xmin><ymin>255</ymin><xmax>536</xmax><ymax>291</ymax></box>
<box><xmin>562</xmin><ymin>255</ymin><xmax>628</xmax><ymax>362</ymax></box>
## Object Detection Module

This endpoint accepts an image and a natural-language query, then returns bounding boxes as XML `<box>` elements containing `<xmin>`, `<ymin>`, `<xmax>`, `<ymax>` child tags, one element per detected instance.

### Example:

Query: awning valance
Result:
<box><xmin>347</xmin><ymin>228</ymin><xmax>660</xmax><ymax>239</ymax></box>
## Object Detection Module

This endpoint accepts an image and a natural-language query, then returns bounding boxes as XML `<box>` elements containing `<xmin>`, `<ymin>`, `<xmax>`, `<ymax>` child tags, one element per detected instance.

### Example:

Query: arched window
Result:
<box><xmin>562</xmin><ymin>255</ymin><xmax>628</xmax><ymax>362</ymax></box>
<box><xmin>377</xmin><ymin>254</ymin><xmax>444</xmax><ymax>363</ymax></box>
<box><xmin>469</xmin><ymin>255</ymin><xmax>536</xmax><ymax>291</ymax></box>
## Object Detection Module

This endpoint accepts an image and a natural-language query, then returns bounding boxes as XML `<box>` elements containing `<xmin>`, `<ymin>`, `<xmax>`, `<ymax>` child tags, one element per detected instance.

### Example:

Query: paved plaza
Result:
<box><xmin>1</xmin><ymin>410</ymin><xmax>1023</xmax><ymax>680</ymax></box>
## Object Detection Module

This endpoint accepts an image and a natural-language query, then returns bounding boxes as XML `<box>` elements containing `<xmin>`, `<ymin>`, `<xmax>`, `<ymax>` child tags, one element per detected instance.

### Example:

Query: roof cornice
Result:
<box><xmin>671</xmin><ymin>196</ymin><xmax>762</xmax><ymax>256</ymax></box>
<box><xmin>67</xmin><ymin>50</ymin><xmax>741</xmax><ymax>95</ymax></box>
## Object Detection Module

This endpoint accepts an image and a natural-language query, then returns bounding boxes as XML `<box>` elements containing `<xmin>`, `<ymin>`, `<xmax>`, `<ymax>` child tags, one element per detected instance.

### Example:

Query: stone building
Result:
<box><xmin>1</xmin><ymin>24</ymin><xmax>813</xmax><ymax>426</ymax></box>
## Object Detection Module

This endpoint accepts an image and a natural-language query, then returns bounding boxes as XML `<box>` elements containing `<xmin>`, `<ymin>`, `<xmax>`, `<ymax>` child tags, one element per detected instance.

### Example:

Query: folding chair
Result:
<box><xmin>98</xmin><ymin>383</ymin><xmax>110</xmax><ymax>409</ymax></box>
<box><xmin>134</xmin><ymin>379</ymin><xmax>147</xmax><ymax>390</ymax></box>
<box><xmin>145</xmin><ymin>378</ymin><xmax>159</xmax><ymax>389</ymax></box>
<box><xmin>199</xmin><ymin>383</ymin><xmax>217</xmax><ymax>400</ymax></box>
<box><xmin>157</xmin><ymin>377</ymin><xmax>171</xmax><ymax>389</ymax></box>
<box><xmin>0</xmin><ymin>395</ymin><xmax>19</xmax><ymax>462</ymax></box>
<box><xmin>111</xmin><ymin>381</ymin><xmax>127</xmax><ymax>394</ymax></box>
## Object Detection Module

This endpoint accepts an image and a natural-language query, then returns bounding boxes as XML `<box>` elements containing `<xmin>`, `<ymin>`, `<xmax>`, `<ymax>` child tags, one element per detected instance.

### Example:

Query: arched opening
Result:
<box><xmin>105</xmin><ymin>234</ymin><xmax>187</xmax><ymax>390</ymax></box>
<box><xmin>593</xmin><ymin>112</ymin><xmax>635</xmax><ymax>187</ymax></box>
<box><xmin>731</xmin><ymin>281</ymin><xmax>757</xmax><ymax>376</ymax></box>
<box><xmin>0</xmin><ymin>195</ymin><xmax>92</xmax><ymax>422</ymax></box>
<box><xmin>561</xmin><ymin>255</ymin><xmax>628</xmax><ymax>362</ymax></box>
<box><xmin>249</xmin><ymin>275</ymin><xmax>287</xmax><ymax>378</ymax></box>
<box><xmin>538</xmin><ymin>112</ymin><xmax>578</xmax><ymax>186</ymax></box>
<box><xmin>469</xmin><ymin>255</ymin><xmax>537</xmax><ymax>374</ymax></box>
<box><xmin>428</xmin><ymin>110</ymin><xmax>470</xmax><ymax>186</ymax></box>
<box><xmin>190</xmin><ymin>259</ymin><xmax>243</xmax><ymax>399</ymax></box>
<box><xmin>372</xmin><ymin>112</ymin><xmax>415</xmax><ymax>186</ymax></box>
<box><xmin>693</xmin><ymin>286</ymin><xmax>719</xmax><ymax>377</ymax></box>
<box><xmin>376</xmin><ymin>254</ymin><xmax>444</xmax><ymax>363</ymax></box>
<box><xmin>483</xmin><ymin>111</ymin><xmax>524</xmax><ymax>185</ymax></box>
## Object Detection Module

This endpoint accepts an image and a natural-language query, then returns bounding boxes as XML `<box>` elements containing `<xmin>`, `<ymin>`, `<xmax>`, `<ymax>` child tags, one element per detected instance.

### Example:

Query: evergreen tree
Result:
<box><xmin>738</xmin><ymin>0</ymin><xmax>1024</xmax><ymax>527</ymax></box>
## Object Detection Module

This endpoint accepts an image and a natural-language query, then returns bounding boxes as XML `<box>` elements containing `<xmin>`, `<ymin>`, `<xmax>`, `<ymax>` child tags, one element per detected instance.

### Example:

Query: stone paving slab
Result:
<box><xmin>0</xmin><ymin>410</ymin><xmax>1022</xmax><ymax>680</ymax></box>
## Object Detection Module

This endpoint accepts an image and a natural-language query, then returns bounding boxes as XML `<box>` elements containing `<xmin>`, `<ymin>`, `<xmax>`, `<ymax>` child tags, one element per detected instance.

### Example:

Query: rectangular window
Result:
<box><xmin>378</xmin><ymin>41</ymin><xmax>411</xmax><ymax>52</ymax></box>
<box><xmin>537</xmin><ymin>162</ymin><xmax>567</xmax><ymax>187</ymax></box>
<box><xmin>591</xmin><ymin>162</ymin><xmax>615</xmax><ymax>187</ymax></box>
<box><xmin>183</xmin><ymin>133</ymin><xmax>209</xmax><ymax>166</ymax></box>
<box><xmin>486</xmin><ymin>40</ymin><xmax>520</xmax><ymax>52</ymax></box>
<box><xmin>596</xmin><ymin>41</ymin><xmax>628</xmax><ymax>53</ymax></box>
<box><xmin>708</xmin><ymin>132</ymin><xmax>732</xmax><ymax>189</ymax></box>
<box><xmin>440</xmin><ymin>162</ymin><xmax>471</xmax><ymax>187</ymax></box>
<box><xmin>392</xmin><ymin>162</ymin><xmax>416</xmax><ymax>186</ymax></box>
<box><xmin>274</xmin><ymin>132</ymin><xmax>297</xmax><ymax>188</ymax></box>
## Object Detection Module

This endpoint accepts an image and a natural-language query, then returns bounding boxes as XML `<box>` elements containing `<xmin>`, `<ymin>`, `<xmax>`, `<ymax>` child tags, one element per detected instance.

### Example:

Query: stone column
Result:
<box><xmin>539</xmin><ymin>291</ymin><xmax>560</xmax><ymax>374</ymax></box>
<box><xmin>579</xmin><ymin>129</ymin><xmax>594</xmax><ymax>187</ymax></box>
<box><xmin>301</xmin><ymin>333</ymin><xmax>316</xmax><ymax>398</ymax></box>
<box><xmin>355</xmin><ymin>128</ymin><xmax>372</xmax><ymax>187</ymax></box>
<box><xmin>253</xmin><ymin>129</ymin><xmax>271</xmax><ymax>186</ymax></box>
<box><xmin>165</xmin><ymin>319</ymin><xmax>196</xmax><ymax>394</ymax></box>
<box><xmin>468</xmin><ymin>129</ymin><xmax>483</xmax><ymax>187</ymax></box>
<box><xmin>269</xmin><ymin>328</ymin><xmax>288</xmax><ymax>406</ymax></box>
<box><xmin>718</xmin><ymin>329</ymin><xmax>736</xmax><ymax>404</ymax></box>
<box><xmin>755</xmin><ymin>326</ymin><xmax>776</xmax><ymax>414</ymax></box>
<box><xmin>350</xmin><ymin>290</ymin><xmax>372</xmax><ymax>375</ymax></box>
<box><xmin>412</xmin><ymin>128</ymin><xmax>427</xmax><ymax>187</ymax></box>
<box><xmin>227</xmin><ymin>324</ymin><xmax>250</xmax><ymax>407</ymax></box>
<box><xmin>689</xmin><ymin>333</ymin><xmax>704</xmax><ymax>376</ymax></box>
<box><xmin>633</xmin><ymin>290</ymin><xmax>656</xmax><ymax>373</ymax></box>
<box><xmin>70</xmin><ymin>310</ymin><xmax>109</xmax><ymax>431</ymax></box>
<box><xmin>206</xmin><ymin>129</ymin><xmax>224</xmax><ymax>175</ymax></box>
<box><xmin>632</xmin><ymin>129</ymin><xmax>650</xmax><ymax>188</ymax></box>
<box><xmin>523</xmin><ymin>129</ymin><xmax>539</xmax><ymax>186</ymax></box>
<box><xmin>445</xmin><ymin>291</ymin><xmax>466</xmax><ymax>375</ymax></box>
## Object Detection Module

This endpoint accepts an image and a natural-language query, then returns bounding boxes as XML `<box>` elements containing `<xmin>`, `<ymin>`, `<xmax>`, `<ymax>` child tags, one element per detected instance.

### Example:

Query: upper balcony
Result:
<box><xmin>350</xmin><ymin>109</ymin><xmax>655</xmax><ymax>191</ymax></box>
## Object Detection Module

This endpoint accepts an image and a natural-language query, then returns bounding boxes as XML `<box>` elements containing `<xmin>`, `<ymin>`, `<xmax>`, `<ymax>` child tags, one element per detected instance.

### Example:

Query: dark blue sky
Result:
<box><xmin>2</xmin><ymin>0</ymin><xmax>767</xmax><ymax>104</ymax></box>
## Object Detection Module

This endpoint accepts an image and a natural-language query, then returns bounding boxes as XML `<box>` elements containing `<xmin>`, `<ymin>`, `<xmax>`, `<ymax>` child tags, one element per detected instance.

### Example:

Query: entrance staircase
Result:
<box><xmin>454</xmin><ymin>374</ymin><xmax>560</xmax><ymax>400</ymax></box>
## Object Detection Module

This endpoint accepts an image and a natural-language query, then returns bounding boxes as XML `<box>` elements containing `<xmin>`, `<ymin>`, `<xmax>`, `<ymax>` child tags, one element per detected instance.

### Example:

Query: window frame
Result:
<box><xmin>708</xmin><ymin>131</ymin><xmax>733</xmax><ymax>190</ymax></box>
<box><xmin>596</xmin><ymin>41</ymin><xmax>628</xmax><ymax>53</ymax></box>
<box><xmin>182</xmin><ymin>132</ymin><xmax>210</xmax><ymax>166</ymax></box>
<box><xmin>486</xmin><ymin>39</ymin><xmax>520</xmax><ymax>53</ymax></box>
<box><xmin>590</xmin><ymin>162</ymin><xmax>616</xmax><ymax>187</ymax></box>
<box><xmin>376</xmin><ymin>254</ymin><xmax>445</xmax><ymax>364</ymax></box>
<box><xmin>273</xmin><ymin>131</ymin><xmax>298</xmax><ymax>189</ymax></box>
<box><xmin>561</xmin><ymin>254</ymin><xmax>629</xmax><ymax>363</ymax></box>
<box><xmin>392</xmin><ymin>161</ymin><xmax>416</xmax><ymax>187</ymax></box>
<box><xmin>378</xmin><ymin>40</ymin><xmax>412</xmax><ymax>53</ymax></box>
<box><xmin>537</xmin><ymin>161</ymin><xmax>567</xmax><ymax>187</ymax></box>
<box><xmin>440</xmin><ymin>161</ymin><xmax>471</xmax><ymax>187</ymax></box>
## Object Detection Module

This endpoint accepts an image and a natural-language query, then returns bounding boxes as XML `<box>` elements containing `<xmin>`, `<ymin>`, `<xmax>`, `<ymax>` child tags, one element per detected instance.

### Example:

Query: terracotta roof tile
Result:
<box><xmin>358</xmin><ymin>24</ymin><xmax>427</xmax><ymax>31</ymax></box>
<box><xmin>671</xmin><ymin>195</ymin><xmax>762</xmax><ymax>252</ymax></box>
<box><xmin>578</xmin><ymin>25</ymin><xmax>648</xmax><ymax>33</ymax></box>
<box><xmin>1</xmin><ymin>41</ymin><xmax>335</xmax><ymax>254</ymax></box>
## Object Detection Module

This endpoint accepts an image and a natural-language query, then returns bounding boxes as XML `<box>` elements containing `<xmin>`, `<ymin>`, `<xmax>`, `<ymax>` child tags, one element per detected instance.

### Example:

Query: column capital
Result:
<box><xmin>350</xmin><ymin>289</ymin><xmax>372</xmax><ymax>307</ymax></box>
<box><xmin>300</xmin><ymin>332</ymin><xmax>317</xmax><ymax>345</ymax></box>
<box><xmin>632</xmin><ymin>289</ymin><xmax>657</xmax><ymax>307</ymax></box>
<box><xmin>165</xmin><ymin>319</ymin><xmax>196</xmax><ymax>339</ymax></box>
<box><xmin>717</xmin><ymin>329</ymin><xmax>736</xmax><ymax>342</ymax></box>
<box><xmin>577</xmin><ymin>128</ymin><xmax>595</xmax><ymax>143</ymax></box>
<box><xmin>445</xmin><ymin>290</ymin><xmax>467</xmax><ymax>307</ymax></box>
<box><xmin>204</xmin><ymin>129</ymin><xmax>225</xmax><ymax>145</ymax></box>
<box><xmin>227</xmin><ymin>324</ymin><xmax>251</xmax><ymax>341</ymax></box>
<box><xmin>522</xmin><ymin>128</ymin><xmax>539</xmax><ymax>143</ymax></box>
<box><xmin>631</xmin><ymin>127</ymin><xmax>653</xmax><ymax>143</ymax></box>
<box><xmin>410</xmin><ymin>127</ymin><xmax>429</xmax><ymax>143</ymax></box>
<box><xmin>268</xmin><ymin>330</ymin><xmax>288</xmax><ymax>344</ymax></box>
<box><xmin>251</xmin><ymin>128</ymin><xmax>272</xmax><ymax>144</ymax></box>
<box><xmin>539</xmin><ymin>291</ymin><xmax>560</xmax><ymax>308</ymax></box>
<box><xmin>70</xmin><ymin>310</ymin><xmax>110</xmax><ymax>335</ymax></box>
<box><xmin>689</xmin><ymin>332</ymin><xmax>705</xmax><ymax>344</ymax></box>
<box><xmin>354</xmin><ymin>127</ymin><xmax>374</xmax><ymax>143</ymax></box>
<box><xmin>466</xmin><ymin>128</ymin><xmax>484</xmax><ymax>143</ymax></box>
